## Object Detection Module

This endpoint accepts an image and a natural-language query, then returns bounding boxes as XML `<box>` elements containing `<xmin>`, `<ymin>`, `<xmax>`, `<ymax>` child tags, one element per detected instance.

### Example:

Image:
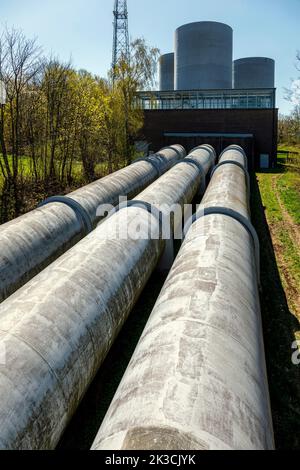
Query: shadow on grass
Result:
<box><xmin>251</xmin><ymin>174</ymin><xmax>300</xmax><ymax>450</ymax></box>
<box><xmin>257</xmin><ymin>165</ymin><xmax>285</xmax><ymax>176</ymax></box>
<box><xmin>57</xmin><ymin>269</ymin><xmax>168</xmax><ymax>451</ymax></box>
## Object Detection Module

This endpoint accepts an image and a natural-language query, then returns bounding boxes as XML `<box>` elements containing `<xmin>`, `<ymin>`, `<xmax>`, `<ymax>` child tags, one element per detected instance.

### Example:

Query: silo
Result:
<box><xmin>233</xmin><ymin>57</ymin><xmax>275</xmax><ymax>89</ymax></box>
<box><xmin>175</xmin><ymin>21</ymin><xmax>233</xmax><ymax>90</ymax></box>
<box><xmin>159</xmin><ymin>53</ymin><xmax>174</xmax><ymax>91</ymax></box>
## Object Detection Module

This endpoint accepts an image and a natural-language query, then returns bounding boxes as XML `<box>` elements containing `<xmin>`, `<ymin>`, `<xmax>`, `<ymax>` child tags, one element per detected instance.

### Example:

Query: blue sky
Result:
<box><xmin>1</xmin><ymin>0</ymin><xmax>299</xmax><ymax>114</ymax></box>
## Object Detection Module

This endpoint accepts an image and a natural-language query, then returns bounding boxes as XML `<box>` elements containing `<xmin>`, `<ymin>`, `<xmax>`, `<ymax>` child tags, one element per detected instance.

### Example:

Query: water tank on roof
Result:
<box><xmin>233</xmin><ymin>57</ymin><xmax>275</xmax><ymax>89</ymax></box>
<box><xmin>175</xmin><ymin>21</ymin><xmax>233</xmax><ymax>90</ymax></box>
<box><xmin>159</xmin><ymin>53</ymin><xmax>174</xmax><ymax>91</ymax></box>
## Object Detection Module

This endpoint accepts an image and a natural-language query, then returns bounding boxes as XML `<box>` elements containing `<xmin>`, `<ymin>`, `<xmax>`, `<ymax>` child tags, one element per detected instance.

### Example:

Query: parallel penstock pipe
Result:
<box><xmin>0</xmin><ymin>145</ymin><xmax>215</xmax><ymax>449</ymax></box>
<box><xmin>91</xmin><ymin>145</ymin><xmax>275</xmax><ymax>451</ymax></box>
<box><xmin>0</xmin><ymin>145</ymin><xmax>184</xmax><ymax>302</ymax></box>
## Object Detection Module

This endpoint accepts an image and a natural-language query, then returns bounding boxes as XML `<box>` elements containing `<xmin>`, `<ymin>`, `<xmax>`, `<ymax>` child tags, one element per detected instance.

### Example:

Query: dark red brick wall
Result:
<box><xmin>140</xmin><ymin>108</ymin><xmax>278</xmax><ymax>169</ymax></box>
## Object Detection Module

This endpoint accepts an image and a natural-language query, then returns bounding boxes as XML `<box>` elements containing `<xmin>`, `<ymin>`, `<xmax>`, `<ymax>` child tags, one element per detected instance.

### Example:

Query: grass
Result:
<box><xmin>256</xmin><ymin>164</ymin><xmax>300</xmax><ymax>313</ymax></box>
<box><xmin>253</xmin><ymin>149</ymin><xmax>300</xmax><ymax>449</ymax></box>
<box><xmin>0</xmin><ymin>155</ymin><xmax>32</xmax><ymax>182</ymax></box>
<box><xmin>278</xmin><ymin>172</ymin><xmax>300</xmax><ymax>225</ymax></box>
<box><xmin>0</xmin><ymin>154</ymin><xmax>113</xmax><ymax>222</ymax></box>
<box><xmin>72</xmin><ymin>161</ymin><xmax>110</xmax><ymax>179</ymax></box>
<box><xmin>0</xmin><ymin>155</ymin><xmax>110</xmax><ymax>184</ymax></box>
<box><xmin>277</xmin><ymin>146</ymin><xmax>300</xmax><ymax>173</ymax></box>
<box><xmin>278</xmin><ymin>143</ymin><xmax>300</xmax><ymax>153</ymax></box>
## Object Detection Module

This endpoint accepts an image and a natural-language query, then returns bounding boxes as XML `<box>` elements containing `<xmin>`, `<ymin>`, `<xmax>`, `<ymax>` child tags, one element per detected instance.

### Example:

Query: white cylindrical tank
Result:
<box><xmin>159</xmin><ymin>53</ymin><xmax>174</xmax><ymax>91</ymax></box>
<box><xmin>175</xmin><ymin>21</ymin><xmax>233</xmax><ymax>90</ymax></box>
<box><xmin>233</xmin><ymin>57</ymin><xmax>275</xmax><ymax>89</ymax></box>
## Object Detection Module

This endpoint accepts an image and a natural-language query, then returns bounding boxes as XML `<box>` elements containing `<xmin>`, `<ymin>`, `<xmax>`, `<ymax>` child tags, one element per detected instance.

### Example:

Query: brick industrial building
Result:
<box><xmin>136</xmin><ymin>88</ymin><xmax>278</xmax><ymax>170</ymax></box>
<box><xmin>136</xmin><ymin>21</ymin><xmax>278</xmax><ymax>170</ymax></box>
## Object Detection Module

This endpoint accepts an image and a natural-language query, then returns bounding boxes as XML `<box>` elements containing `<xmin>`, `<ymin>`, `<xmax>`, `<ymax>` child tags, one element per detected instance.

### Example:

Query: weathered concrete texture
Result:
<box><xmin>203</xmin><ymin>145</ymin><xmax>249</xmax><ymax>218</ymax></box>
<box><xmin>0</xmin><ymin>145</ymin><xmax>215</xmax><ymax>450</ymax></box>
<box><xmin>159</xmin><ymin>53</ymin><xmax>174</xmax><ymax>91</ymax></box>
<box><xmin>136</xmin><ymin>144</ymin><xmax>216</xmax><ymax>214</ymax></box>
<box><xmin>0</xmin><ymin>145</ymin><xmax>185</xmax><ymax>302</ymax></box>
<box><xmin>233</xmin><ymin>57</ymin><xmax>275</xmax><ymax>89</ymax></box>
<box><xmin>175</xmin><ymin>22</ymin><xmax>233</xmax><ymax>90</ymax></box>
<box><xmin>92</xmin><ymin>145</ymin><xmax>274</xmax><ymax>451</ymax></box>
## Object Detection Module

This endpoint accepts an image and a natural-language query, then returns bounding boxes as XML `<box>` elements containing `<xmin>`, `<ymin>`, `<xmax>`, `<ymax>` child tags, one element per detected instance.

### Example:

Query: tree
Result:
<box><xmin>111</xmin><ymin>38</ymin><xmax>160</xmax><ymax>165</ymax></box>
<box><xmin>0</xmin><ymin>27</ymin><xmax>43</xmax><ymax>215</ymax></box>
<box><xmin>0</xmin><ymin>27</ymin><xmax>159</xmax><ymax>221</ymax></box>
<box><xmin>76</xmin><ymin>71</ymin><xmax>109</xmax><ymax>180</ymax></box>
<box><xmin>41</xmin><ymin>59</ymin><xmax>72</xmax><ymax>181</ymax></box>
<box><xmin>286</xmin><ymin>51</ymin><xmax>300</xmax><ymax>105</ymax></box>
<box><xmin>2</xmin><ymin>29</ymin><xmax>42</xmax><ymax>176</ymax></box>
<box><xmin>281</xmin><ymin>52</ymin><xmax>300</xmax><ymax>145</ymax></box>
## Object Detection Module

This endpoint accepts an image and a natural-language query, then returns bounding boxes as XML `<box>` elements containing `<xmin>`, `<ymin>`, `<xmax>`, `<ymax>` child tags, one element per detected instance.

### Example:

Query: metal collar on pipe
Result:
<box><xmin>159</xmin><ymin>145</ymin><xmax>186</xmax><ymax>158</ymax></box>
<box><xmin>0</xmin><ymin>145</ymin><xmax>184</xmax><ymax>303</ymax></box>
<box><xmin>38</xmin><ymin>196</ymin><xmax>93</xmax><ymax>234</ymax></box>
<box><xmin>183</xmin><ymin>206</ymin><xmax>261</xmax><ymax>287</ymax></box>
<box><xmin>106</xmin><ymin>200</ymin><xmax>163</xmax><ymax>236</ymax></box>
<box><xmin>190</xmin><ymin>144</ymin><xmax>217</xmax><ymax>163</ymax></box>
<box><xmin>219</xmin><ymin>145</ymin><xmax>248</xmax><ymax>169</ymax></box>
<box><xmin>133</xmin><ymin>158</ymin><xmax>162</xmax><ymax>177</ymax></box>
<box><xmin>0</xmin><ymin>145</ymin><xmax>203</xmax><ymax>449</ymax></box>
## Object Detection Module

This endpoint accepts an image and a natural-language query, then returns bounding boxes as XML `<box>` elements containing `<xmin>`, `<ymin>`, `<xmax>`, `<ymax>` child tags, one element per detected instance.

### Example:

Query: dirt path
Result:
<box><xmin>270</xmin><ymin>233</ymin><xmax>300</xmax><ymax>320</ymax></box>
<box><xmin>270</xmin><ymin>175</ymin><xmax>300</xmax><ymax>319</ymax></box>
<box><xmin>272</xmin><ymin>174</ymin><xmax>300</xmax><ymax>248</ymax></box>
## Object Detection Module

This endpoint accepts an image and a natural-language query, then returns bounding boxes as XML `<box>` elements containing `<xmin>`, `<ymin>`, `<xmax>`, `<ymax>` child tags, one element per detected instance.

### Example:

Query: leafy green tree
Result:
<box><xmin>0</xmin><ymin>26</ymin><xmax>159</xmax><ymax>220</ymax></box>
<box><xmin>282</xmin><ymin>52</ymin><xmax>300</xmax><ymax>145</ymax></box>
<box><xmin>112</xmin><ymin>38</ymin><xmax>160</xmax><ymax>165</ymax></box>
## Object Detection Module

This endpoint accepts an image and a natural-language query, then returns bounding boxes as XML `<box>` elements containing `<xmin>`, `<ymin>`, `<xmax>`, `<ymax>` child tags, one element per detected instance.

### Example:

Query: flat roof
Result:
<box><xmin>164</xmin><ymin>132</ymin><xmax>254</xmax><ymax>138</ymax></box>
<box><xmin>138</xmin><ymin>88</ymin><xmax>276</xmax><ymax>94</ymax></box>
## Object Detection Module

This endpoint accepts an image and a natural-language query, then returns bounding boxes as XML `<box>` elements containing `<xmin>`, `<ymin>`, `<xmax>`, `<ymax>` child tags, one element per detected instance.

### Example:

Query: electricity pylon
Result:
<box><xmin>112</xmin><ymin>0</ymin><xmax>130</xmax><ymax>81</ymax></box>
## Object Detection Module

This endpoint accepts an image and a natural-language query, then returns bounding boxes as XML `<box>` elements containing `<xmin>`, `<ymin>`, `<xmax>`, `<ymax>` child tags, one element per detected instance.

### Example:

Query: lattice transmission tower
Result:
<box><xmin>112</xmin><ymin>0</ymin><xmax>130</xmax><ymax>80</ymax></box>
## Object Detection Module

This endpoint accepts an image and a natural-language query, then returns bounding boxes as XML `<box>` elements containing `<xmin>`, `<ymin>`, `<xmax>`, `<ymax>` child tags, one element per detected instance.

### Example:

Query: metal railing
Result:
<box><xmin>135</xmin><ymin>88</ymin><xmax>276</xmax><ymax>110</ymax></box>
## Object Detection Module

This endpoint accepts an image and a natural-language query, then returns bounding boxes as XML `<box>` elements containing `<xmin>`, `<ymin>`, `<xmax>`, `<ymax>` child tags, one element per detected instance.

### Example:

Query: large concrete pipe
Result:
<box><xmin>92</xmin><ymin>145</ymin><xmax>274</xmax><ymax>451</ymax></box>
<box><xmin>0</xmin><ymin>145</ymin><xmax>184</xmax><ymax>302</ymax></box>
<box><xmin>0</xmin><ymin>145</ymin><xmax>215</xmax><ymax>450</ymax></box>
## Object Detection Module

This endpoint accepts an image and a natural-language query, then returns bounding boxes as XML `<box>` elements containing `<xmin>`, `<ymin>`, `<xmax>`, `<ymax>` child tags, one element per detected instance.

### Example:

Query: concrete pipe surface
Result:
<box><xmin>92</xmin><ymin>145</ymin><xmax>274</xmax><ymax>451</ymax></box>
<box><xmin>0</xmin><ymin>145</ymin><xmax>185</xmax><ymax>302</ymax></box>
<box><xmin>0</xmin><ymin>145</ymin><xmax>215</xmax><ymax>449</ymax></box>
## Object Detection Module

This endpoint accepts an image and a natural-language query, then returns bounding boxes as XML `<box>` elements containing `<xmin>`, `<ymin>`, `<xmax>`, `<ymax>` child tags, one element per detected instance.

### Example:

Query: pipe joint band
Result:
<box><xmin>190</xmin><ymin>145</ymin><xmax>217</xmax><ymax>165</ymax></box>
<box><xmin>38</xmin><ymin>196</ymin><xmax>93</xmax><ymax>234</ymax></box>
<box><xmin>160</xmin><ymin>145</ymin><xmax>186</xmax><ymax>159</ymax></box>
<box><xmin>133</xmin><ymin>157</ymin><xmax>162</xmax><ymax>177</ymax></box>
<box><xmin>219</xmin><ymin>146</ymin><xmax>248</xmax><ymax>169</ymax></box>
<box><xmin>183</xmin><ymin>206</ymin><xmax>261</xmax><ymax>288</ymax></box>
<box><xmin>107</xmin><ymin>200</ymin><xmax>163</xmax><ymax>235</ymax></box>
